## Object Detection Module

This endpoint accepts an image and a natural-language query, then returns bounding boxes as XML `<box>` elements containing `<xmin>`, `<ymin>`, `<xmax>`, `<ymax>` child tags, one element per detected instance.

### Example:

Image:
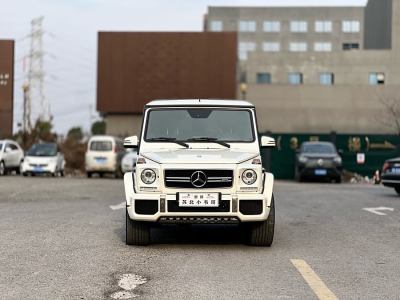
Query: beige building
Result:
<box><xmin>205</xmin><ymin>0</ymin><xmax>400</xmax><ymax>134</ymax></box>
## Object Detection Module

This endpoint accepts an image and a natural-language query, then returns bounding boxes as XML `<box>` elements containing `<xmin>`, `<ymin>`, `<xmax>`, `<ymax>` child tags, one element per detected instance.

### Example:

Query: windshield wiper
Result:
<box><xmin>147</xmin><ymin>137</ymin><xmax>189</xmax><ymax>148</ymax></box>
<box><xmin>186</xmin><ymin>137</ymin><xmax>230</xmax><ymax>148</ymax></box>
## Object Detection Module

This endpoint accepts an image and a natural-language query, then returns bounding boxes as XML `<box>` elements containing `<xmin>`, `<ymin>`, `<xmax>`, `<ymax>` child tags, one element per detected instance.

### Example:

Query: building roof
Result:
<box><xmin>145</xmin><ymin>99</ymin><xmax>255</xmax><ymax>108</ymax></box>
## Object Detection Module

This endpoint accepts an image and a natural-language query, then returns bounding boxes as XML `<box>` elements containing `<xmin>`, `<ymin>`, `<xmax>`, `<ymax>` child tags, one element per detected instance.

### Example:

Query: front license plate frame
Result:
<box><xmin>178</xmin><ymin>193</ymin><xmax>219</xmax><ymax>207</ymax></box>
<box><xmin>315</xmin><ymin>169</ymin><xmax>327</xmax><ymax>176</ymax></box>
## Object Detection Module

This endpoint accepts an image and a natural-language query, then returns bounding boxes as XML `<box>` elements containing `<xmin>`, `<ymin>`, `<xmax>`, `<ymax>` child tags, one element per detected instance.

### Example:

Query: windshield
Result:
<box><xmin>145</xmin><ymin>108</ymin><xmax>255</xmax><ymax>142</ymax></box>
<box><xmin>27</xmin><ymin>143</ymin><xmax>57</xmax><ymax>157</ymax></box>
<box><xmin>301</xmin><ymin>143</ymin><xmax>336</xmax><ymax>154</ymax></box>
<box><xmin>90</xmin><ymin>140</ymin><xmax>113</xmax><ymax>151</ymax></box>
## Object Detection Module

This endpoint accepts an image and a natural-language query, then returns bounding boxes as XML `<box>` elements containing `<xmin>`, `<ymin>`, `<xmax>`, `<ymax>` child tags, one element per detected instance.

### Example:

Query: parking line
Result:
<box><xmin>291</xmin><ymin>259</ymin><xmax>338</xmax><ymax>300</ymax></box>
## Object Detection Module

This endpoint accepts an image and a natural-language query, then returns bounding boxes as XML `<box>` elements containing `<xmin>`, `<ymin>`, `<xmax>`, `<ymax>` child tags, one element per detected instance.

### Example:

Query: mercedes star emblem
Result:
<box><xmin>191</xmin><ymin>171</ymin><xmax>207</xmax><ymax>188</ymax></box>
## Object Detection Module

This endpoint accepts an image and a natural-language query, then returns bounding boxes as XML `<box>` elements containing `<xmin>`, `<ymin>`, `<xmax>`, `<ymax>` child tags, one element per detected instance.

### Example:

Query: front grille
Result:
<box><xmin>29</xmin><ymin>164</ymin><xmax>48</xmax><ymax>167</ymax></box>
<box><xmin>167</xmin><ymin>200</ymin><xmax>230</xmax><ymax>212</ymax></box>
<box><xmin>159</xmin><ymin>216</ymin><xmax>239</xmax><ymax>224</ymax></box>
<box><xmin>165</xmin><ymin>169</ymin><xmax>233</xmax><ymax>188</ymax></box>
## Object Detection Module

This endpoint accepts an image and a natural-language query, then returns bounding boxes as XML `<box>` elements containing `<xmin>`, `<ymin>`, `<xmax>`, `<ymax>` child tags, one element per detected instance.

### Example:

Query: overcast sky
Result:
<box><xmin>0</xmin><ymin>0</ymin><xmax>367</xmax><ymax>134</ymax></box>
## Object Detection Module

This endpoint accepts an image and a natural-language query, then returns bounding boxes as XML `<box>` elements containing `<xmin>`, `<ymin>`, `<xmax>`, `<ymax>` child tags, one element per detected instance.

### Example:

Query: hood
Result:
<box><xmin>25</xmin><ymin>156</ymin><xmax>57</xmax><ymax>163</ymax></box>
<box><xmin>141</xmin><ymin>149</ymin><xmax>258</xmax><ymax>164</ymax></box>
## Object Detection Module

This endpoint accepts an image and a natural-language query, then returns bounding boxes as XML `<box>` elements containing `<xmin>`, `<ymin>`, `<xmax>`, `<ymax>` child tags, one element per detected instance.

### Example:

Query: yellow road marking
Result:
<box><xmin>291</xmin><ymin>259</ymin><xmax>338</xmax><ymax>300</ymax></box>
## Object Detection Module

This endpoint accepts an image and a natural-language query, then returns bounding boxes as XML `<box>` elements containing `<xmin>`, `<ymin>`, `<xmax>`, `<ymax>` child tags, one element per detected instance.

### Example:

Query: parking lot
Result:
<box><xmin>0</xmin><ymin>177</ymin><xmax>399</xmax><ymax>299</ymax></box>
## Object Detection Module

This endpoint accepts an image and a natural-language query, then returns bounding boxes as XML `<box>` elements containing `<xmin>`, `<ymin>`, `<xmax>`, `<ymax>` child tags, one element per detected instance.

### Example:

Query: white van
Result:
<box><xmin>85</xmin><ymin>136</ymin><xmax>125</xmax><ymax>178</ymax></box>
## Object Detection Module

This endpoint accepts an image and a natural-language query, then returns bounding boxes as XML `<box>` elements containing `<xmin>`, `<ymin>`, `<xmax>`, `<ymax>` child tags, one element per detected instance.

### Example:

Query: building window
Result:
<box><xmin>288</xmin><ymin>73</ymin><xmax>303</xmax><ymax>85</ymax></box>
<box><xmin>262</xmin><ymin>42</ymin><xmax>280</xmax><ymax>52</ymax></box>
<box><xmin>369</xmin><ymin>73</ymin><xmax>385</xmax><ymax>85</ymax></box>
<box><xmin>257</xmin><ymin>73</ymin><xmax>272</xmax><ymax>84</ymax></box>
<box><xmin>210</xmin><ymin>20</ymin><xmax>223</xmax><ymax>32</ymax></box>
<box><xmin>315</xmin><ymin>21</ymin><xmax>332</xmax><ymax>32</ymax></box>
<box><xmin>342</xmin><ymin>21</ymin><xmax>360</xmax><ymax>33</ymax></box>
<box><xmin>320</xmin><ymin>73</ymin><xmax>334</xmax><ymax>85</ymax></box>
<box><xmin>238</xmin><ymin>42</ymin><xmax>256</xmax><ymax>60</ymax></box>
<box><xmin>290</xmin><ymin>21</ymin><xmax>308</xmax><ymax>32</ymax></box>
<box><xmin>289</xmin><ymin>42</ymin><xmax>307</xmax><ymax>52</ymax></box>
<box><xmin>263</xmin><ymin>21</ymin><xmax>280</xmax><ymax>32</ymax></box>
<box><xmin>342</xmin><ymin>43</ymin><xmax>359</xmax><ymax>50</ymax></box>
<box><xmin>239</xmin><ymin>21</ymin><xmax>256</xmax><ymax>32</ymax></box>
<box><xmin>314</xmin><ymin>42</ymin><xmax>332</xmax><ymax>52</ymax></box>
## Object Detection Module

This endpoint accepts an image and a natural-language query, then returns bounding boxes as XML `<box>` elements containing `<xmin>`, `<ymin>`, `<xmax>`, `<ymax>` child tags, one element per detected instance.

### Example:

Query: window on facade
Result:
<box><xmin>256</xmin><ymin>73</ymin><xmax>272</xmax><ymax>84</ymax></box>
<box><xmin>263</xmin><ymin>21</ymin><xmax>280</xmax><ymax>32</ymax></box>
<box><xmin>238</xmin><ymin>42</ymin><xmax>256</xmax><ymax>60</ymax></box>
<box><xmin>262</xmin><ymin>42</ymin><xmax>280</xmax><ymax>52</ymax></box>
<box><xmin>239</xmin><ymin>21</ymin><xmax>256</xmax><ymax>32</ymax></box>
<box><xmin>289</xmin><ymin>42</ymin><xmax>307</xmax><ymax>52</ymax></box>
<box><xmin>314</xmin><ymin>42</ymin><xmax>332</xmax><ymax>52</ymax></box>
<box><xmin>210</xmin><ymin>20</ymin><xmax>223</xmax><ymax>32</ymax></box>
<box><xmin>315</xmin><ymin>21</ymin><xmax>332</xmax><ymax>32</ymax></box>
<box><xmin>290</xmin><ymin>21</ymin><xmax>308</xmax><ymax>32</ymax></box>
<box><xmin>288</xmin><ymin>73</ymin><xmax>303</xmax><ymax>85</ymax></box>
<box><xmin>342</xmin><ymin>21</ymin><xmax>360</xmax><ymax>33</ymax></box>
<box><xmin>320</xmin><ymin>73</ymin><xmax>334</xmax><ymax>85</ymax></box>
<box><xmin>369</xmin><ymin>73</ymin><xmax>385</xmax><ymax>85</ymax></box>
<box><xmin>342</xmin><ymin>43</ymin><xmax>359</xmax><ymax>50</ymax></box>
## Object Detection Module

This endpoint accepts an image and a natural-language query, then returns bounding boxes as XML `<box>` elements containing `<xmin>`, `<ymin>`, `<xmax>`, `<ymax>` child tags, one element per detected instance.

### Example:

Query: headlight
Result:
<box><xmin>141</xmin><ymin>169</ymin><xmax>156</xmax><ymax>184</ymax></box>
<box><xmin>334</xmin><ymin>156</ymin><xmax>342</xmax><ymax>164</ymax></box>
<box><xmin>299</xmin><ymin>156</ymin><xmax>308</xmax><ymax>163</ymax></box>
<box><xmin>242</xmin><ymin>169</ymin><xmax>257</xmax><ymax>185</ymax></box>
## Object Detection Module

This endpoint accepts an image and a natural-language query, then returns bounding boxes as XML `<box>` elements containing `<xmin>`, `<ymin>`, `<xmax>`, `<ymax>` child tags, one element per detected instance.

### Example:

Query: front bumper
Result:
<box><xmin>298</xmin><ymin>166</ymin><xmax>342</xmax><ymax>179</ymax></box>
<box><xmin>22</xmin><ymin>163</ymin><xmax>56</xmax><ymax>174</ymax></box>
<box><xmin>381</xmin><ymin>173</ymin><xmax>400</xmax><ymax>187</ymax></box>
<box><xmin>124</xmin><ymin>172</ymin><xmax>274</xmax><ymax>223</ymax></box>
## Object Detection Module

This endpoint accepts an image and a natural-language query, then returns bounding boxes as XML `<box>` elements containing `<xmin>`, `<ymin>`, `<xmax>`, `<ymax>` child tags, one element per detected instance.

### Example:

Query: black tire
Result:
<box><xmin>334</xmin><ymin>176</ymin><xmax>342</xmax><ymax>184</ymax></box>
<box><xmin>86</xmin><ymin>172</ymin><xmax>92</xmax><ymax>178</ymax></box>
<box><xmin>247</xmin><ymin>196</ymin><xmax>275</xmax><ymax>247</ymax></box>
<box><xmin>126</xmin><ymin>209</ymin><xmax>150</xmax><ymax>245</ymax></box>
<box><xmin>0</xmin><ymin>161</ymin><xmax>5</xmax><ymax>176</ymax></box>
<box><xmin>394</xmin><ymin>186</ymin><xmax>400</xmax><ymax>195</ymax></box>
<box><xmin>60</xmin><ymin>170</ymin><xmax>64</xmax><ymax>177</ymax></box>
<box><xmin>23</xmin><ymin>172</ymin><xmax>28</xmax><ymax>177</ymax></box>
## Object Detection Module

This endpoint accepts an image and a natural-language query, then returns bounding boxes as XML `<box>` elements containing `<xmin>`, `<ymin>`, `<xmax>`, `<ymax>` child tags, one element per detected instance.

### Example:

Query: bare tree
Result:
<box><xmin>377</xmin><ymin>94</ymin><xmax>400</xmax><ymax>135</ymax></box>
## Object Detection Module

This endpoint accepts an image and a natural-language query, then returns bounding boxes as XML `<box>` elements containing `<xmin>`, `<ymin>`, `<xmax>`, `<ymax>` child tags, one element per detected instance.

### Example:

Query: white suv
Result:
<box><xmin>123</xmin><ymin>100</ymin><xmax>276</xmax><ymax>246</ymax></box>
<box><xmin>0</xmin><ymin>140</ymin><xmax>24</xmax><ymax>176</ymax></box>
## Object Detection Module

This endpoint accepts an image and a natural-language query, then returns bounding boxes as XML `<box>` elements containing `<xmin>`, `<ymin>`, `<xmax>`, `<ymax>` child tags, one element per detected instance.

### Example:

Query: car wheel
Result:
<box><xmin>60</xmin><ymin>170</ymin><xmax>65</xmax><ymax>177</ymax></box>
<box><xmin>126</xmin><ymin>209</ymin><xmax>150</xmax><ymax>245</ymax></box>
<box><xmin>86</xmin><ymin>172</ymin><xmax>92</xmax><ymax>178</ymax></box>
<box><xmin>0</xmin><ymin>161</ymin><xmax>5</xmax><ymax>176</ymax></box>
<box><xmin>247</xmin><ymin>195</ymin><xmax>275</xmax><ymax>247</ymax></box>
<box><xmin>334</xmin><ymin>177</ymin><xmax>342</xmax><ymax>184</ymax></box>
<box><xmin>17</xmin><ymin>161</ymin><xmax>23</xmax><ymax>175</ymax></box>
<box><xmin>394</xmin><ymin>186</ymin><xmax>400</xmax><ymax>195</ymax></box>
<box><xmin>23</xmin><ymin>172</ymin><xmax>28</xmax><ymax>177</ymax></box>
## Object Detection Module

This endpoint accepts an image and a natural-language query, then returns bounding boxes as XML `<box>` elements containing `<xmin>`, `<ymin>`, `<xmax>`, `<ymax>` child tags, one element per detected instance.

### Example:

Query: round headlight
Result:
<box><xmin>299</xmin><ymin>156</ymin><xmax>308</xmax><ymax>163</ymax></box>
<box><xmin>141</xmin><ymin>169</ymin><xmax>156</xmax><ymax>184</ymax></box>
<box><xmin>242</xmin><ymin>169</ymin><xmax>257</xmax><ymax>185</ymax></box>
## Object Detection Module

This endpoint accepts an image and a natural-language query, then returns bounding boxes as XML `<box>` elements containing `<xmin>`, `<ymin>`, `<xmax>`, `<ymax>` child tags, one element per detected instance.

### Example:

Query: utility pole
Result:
<box><xmin>26</xmin><ymin>16</ymin><xmax>49</xmax><ymax>124</ymax></box>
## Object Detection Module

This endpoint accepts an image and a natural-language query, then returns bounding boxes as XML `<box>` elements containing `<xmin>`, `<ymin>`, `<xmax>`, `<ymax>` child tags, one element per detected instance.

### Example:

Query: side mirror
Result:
<box><xmin>124</xmin><ymin>136</ymin><xmax>138</xmax><ymax>149</ymax></box>
<box><xmin>261</xmin><ymin>136</ymin><xmax>276</xmax><ymax>148</ymax></box>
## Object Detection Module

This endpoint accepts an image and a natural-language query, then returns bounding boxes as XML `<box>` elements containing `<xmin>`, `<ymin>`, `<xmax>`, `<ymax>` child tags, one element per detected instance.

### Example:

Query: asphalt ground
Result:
<box><xmin>0</xmin><ymin>176</ymin><xmax>399</xmax><ymax>299</ymax></box>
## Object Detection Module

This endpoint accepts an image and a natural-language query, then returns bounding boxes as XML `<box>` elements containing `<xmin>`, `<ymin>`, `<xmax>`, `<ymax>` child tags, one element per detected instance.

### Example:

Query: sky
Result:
<box><xmin>0</xmin><ymin>0</ymin><xmax>367</xmax><ymax>134</ymax></box>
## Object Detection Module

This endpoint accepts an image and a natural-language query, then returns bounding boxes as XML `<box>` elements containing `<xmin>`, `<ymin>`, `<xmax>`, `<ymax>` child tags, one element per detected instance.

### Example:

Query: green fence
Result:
<box><xmin>261</xmin><ymin>133</ymin><xmax>400</xmax><ymax>179</ymax></box>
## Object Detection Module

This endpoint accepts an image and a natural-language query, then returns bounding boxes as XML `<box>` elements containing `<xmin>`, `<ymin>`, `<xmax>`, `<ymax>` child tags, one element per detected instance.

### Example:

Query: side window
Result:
<box><xmin>9</xmin><ymin>143</ymin><xmax>18</xmax><ymax>151</ymax></box>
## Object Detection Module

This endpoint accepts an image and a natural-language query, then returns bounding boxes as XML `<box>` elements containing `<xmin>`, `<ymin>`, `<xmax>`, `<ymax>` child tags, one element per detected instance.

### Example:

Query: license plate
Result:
<box><xmin>315</xmin><ymin>169</ymin><xmax>327</xmax><ymax>176</ymax></box>
<box><xmin>95</xmin><ymin>157</ymin><xmax>107</xmax><ymax>163</ymax></box>
<box><xmin>34</xmin><ymin>166</ymin><xmax>43</xmax><ymax>172</ymax></box>
<box><xmin>391</xmin><ymin>168</ymin><xmax>400</xmax><ymax>174</ymax></box>
<box><xmin>178</xmin><ymin>193</ymin><xmax>219</xmax><ymax>207</ymax></box>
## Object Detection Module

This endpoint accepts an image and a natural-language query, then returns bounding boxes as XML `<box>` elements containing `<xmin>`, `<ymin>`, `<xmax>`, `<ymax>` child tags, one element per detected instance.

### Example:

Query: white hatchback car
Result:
<box><xmin>21</xmin><ymin>143</ymin><xmax>65</xmax><ymax>176</ymax></box>
<box><xmin>85</xmin><ymin>136</ymin><xmax>125</xmax><ymax>178</ymax></box>
<box><xmin>0</xmin><ymin>140</ymin><xmax>24</xmax><ymax>176</ymax></box>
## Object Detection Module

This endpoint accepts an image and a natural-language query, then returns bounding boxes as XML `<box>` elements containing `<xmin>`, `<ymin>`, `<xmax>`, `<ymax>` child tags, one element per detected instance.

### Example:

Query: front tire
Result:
<box><xmin>394</xmin><ymin>186</ymin><xmax>400</xmax><ymax>195</ymax></box>
<box><xmin>126</xmin><ymin>209</ymin><xmax>150</xmax><ymax>245</ymax></box>
<box><xmin>0</xmin><ymin>161</ymin><xmax>5</xmax><ymax>176</ymax></box>
<box><xmin>248</xmin><ymin>195</ymin><xmax>275</xmax><ymax>247</ymax></box>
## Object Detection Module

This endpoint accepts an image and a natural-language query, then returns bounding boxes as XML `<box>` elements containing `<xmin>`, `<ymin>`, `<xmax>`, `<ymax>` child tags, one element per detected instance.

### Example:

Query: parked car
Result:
<box><xmin>21</xmin><ymin>143</ymin><xmax>65</xmax><ymax>176</ymax></box>
<box><xmin>0</xmin><ymin>139</ymin><xmax>24</xmax><ymax>176</ymax></box>
<box><xmin>295</xmin><ymin>141</ymin><xmax>342</xmax><ymax>183</ymax></box>
<box><xmin>121</xmin><ymin>150</ymin><xmax>138</xmax><ymax>173</ymax></box>
<box><xmin>123</xmin><ymin>99</ymin><xmax>276</xmax><ymax>246</ymax></box>
<box><xmin>381</xmin><ymin>157</ymin><xmax>400</xmax><ymax>194</ymax></box>
<box><xmin>85</xmin><ymin>135</ymin><xmax>125</xmax><ymax>178</ymax></box>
